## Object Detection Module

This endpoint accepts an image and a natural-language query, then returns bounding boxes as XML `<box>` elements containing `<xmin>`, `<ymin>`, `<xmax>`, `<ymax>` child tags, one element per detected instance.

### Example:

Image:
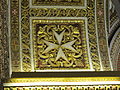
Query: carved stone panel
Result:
<box><xmin>32</xmin><ymin>19</ymin><xmax>90</xmax><ymax>71</ymax></box>
<box><xmin>9</xmin><ymin>0</ymin><xmax>112</xmax><ymax>72</ymax></box>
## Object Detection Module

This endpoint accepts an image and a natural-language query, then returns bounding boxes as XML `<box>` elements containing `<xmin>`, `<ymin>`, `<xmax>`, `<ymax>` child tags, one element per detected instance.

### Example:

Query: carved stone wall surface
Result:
<box><xmin>9</xmin><ymin>0</ymin><xmax>112</xmax><ymax>72</ymax></box>
<box><xmin>0</xmin><ymin>0</ymin><xmax>9</xmax><ymax>85</ymax></box>
<box><xmin>109</xmin><ymin>0</ymin><xmax>120</xmax><ymax>36</ymax></box>
<box><xmin>109</xmin><ymin>0</ymin><xmax>120</xmax><ymax>71</ymax></box>
<box><xmin>110</xmin><ymin>29</ymin><xmax>120</xmax><ymax>71</ymax></box>
<box><xmin>117</xmin><ymin>54</ymin><xmax>120</xmax><ymax>71</ymax></box>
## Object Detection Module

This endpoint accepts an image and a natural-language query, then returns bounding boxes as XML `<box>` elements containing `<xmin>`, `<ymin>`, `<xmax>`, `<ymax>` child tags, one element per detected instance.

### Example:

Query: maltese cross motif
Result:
<box><xmin>42</xmin><ymin>30</ymin><xmax>78</xmax><ymax>63</ymax></box>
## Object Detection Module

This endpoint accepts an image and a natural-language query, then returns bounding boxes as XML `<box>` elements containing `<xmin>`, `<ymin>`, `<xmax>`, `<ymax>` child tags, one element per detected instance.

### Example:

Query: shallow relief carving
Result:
<box><xmin>10</xmin><ymin>0</ymin><xmax>112</xmax><ymax>72</ymax></box>
<box><xmin>32</xmin><ymin>0</ymin><xmax>85</xmax><ymax>6</ymax></box>
<box><xmin>32</xmin><ymin>19</ymin><xmax>90</xmax><ymax>70</ymax></box>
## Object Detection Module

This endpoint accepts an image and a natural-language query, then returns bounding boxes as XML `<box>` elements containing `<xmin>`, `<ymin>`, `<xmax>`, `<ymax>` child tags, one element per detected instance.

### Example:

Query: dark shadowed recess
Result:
<box><xmin>12</xmin><ymin>71</ymin><xmax>120</xmax><ymax>78</ymax></box>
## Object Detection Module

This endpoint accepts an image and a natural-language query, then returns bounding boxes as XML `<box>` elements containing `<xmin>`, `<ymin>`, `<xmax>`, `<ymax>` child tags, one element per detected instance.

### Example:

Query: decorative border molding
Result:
<box><xmin>3</xmin><ymin>77</ymin><xmax>120</xmax><ymax>86</ymax></box>
<box><xmin>4</xmin><ymin>85</ymin><xmax>120</xmax><ymax>90</ymax></box>
<box><xmin>29</xmin><ymin>0</ymin><xmax>87</xmax><ymax>9</ymax></box>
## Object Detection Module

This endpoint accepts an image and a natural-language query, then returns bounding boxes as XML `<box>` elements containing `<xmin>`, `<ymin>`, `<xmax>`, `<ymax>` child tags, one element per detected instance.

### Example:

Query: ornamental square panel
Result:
<box><xmin>32</xmin><ymin>19</ymin><xmax>90</xmax><ymax>71</ymax></box>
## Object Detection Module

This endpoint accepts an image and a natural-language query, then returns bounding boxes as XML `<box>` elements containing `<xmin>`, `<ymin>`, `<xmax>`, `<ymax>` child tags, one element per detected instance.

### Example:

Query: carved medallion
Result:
<box><xmin>33</xmin><ymin>19</ymin><xmax>90</xmax><ymax>70</ymax></box>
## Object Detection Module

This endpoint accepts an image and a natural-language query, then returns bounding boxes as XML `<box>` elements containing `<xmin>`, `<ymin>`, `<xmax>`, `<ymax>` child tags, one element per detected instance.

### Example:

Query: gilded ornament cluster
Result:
<box><xmin>10</xmin><ymin>0</ymin><xmax>112</xmax><ymax>71</ymax></box>
<box><xmin>32</xmin><ymin>0</ymin><xmax>84</xmax><ymax>6</ymax></box>
<box><xmin>33</xmin><ymin>20</ymin><xmax>89</xmax><ymax>70</ymax></box>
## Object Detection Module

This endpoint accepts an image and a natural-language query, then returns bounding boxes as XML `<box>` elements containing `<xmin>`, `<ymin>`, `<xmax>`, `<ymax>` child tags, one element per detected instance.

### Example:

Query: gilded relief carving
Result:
<box><xmin>3</xmin><ymin>77</ymin><xmax>120</xmax><ymax>89</ymax></box>
<box><xmin>30</xmin><ymin>8</ymin><xmax>87</xmax><ymax>17</ymax></box>
<box><xmin>33</xmin><ymin>20</ymin><xmax>89</xmax><ymax>70</ymax></box>
<box><xmin>32</xmin><ymin>0</ymin><xmax>84</xmax><ymax>6</ymax></box>
<box><xmin>10</xmin><ymin>0</ymin><xmax>112</xmax><ymax>72</ymax></box>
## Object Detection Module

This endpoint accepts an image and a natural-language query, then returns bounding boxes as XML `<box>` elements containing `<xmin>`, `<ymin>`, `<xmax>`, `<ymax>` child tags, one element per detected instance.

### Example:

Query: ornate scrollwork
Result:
<box><xmin>10</xmin><ymin>0</ymin><xmax>112</xmax><ymax>71</ymax></box>
<box><xmin>30</xmin><ymin>8</ymin><xmax>87</xmax><ymax>17</ymax></box>
<box><xmin>21</xmin><ymin>0</ymin><xmax>31</xmax><ymax>71</ymax></box>
<box><xmin>32</xmin><ymin>0</ymin><xmax>84</xmax><ymax>6</ymax></box>
<box><xmin>33</xmin><ymin>20</ymin><xmax>89</xmax><ymax>70</ymax></box>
